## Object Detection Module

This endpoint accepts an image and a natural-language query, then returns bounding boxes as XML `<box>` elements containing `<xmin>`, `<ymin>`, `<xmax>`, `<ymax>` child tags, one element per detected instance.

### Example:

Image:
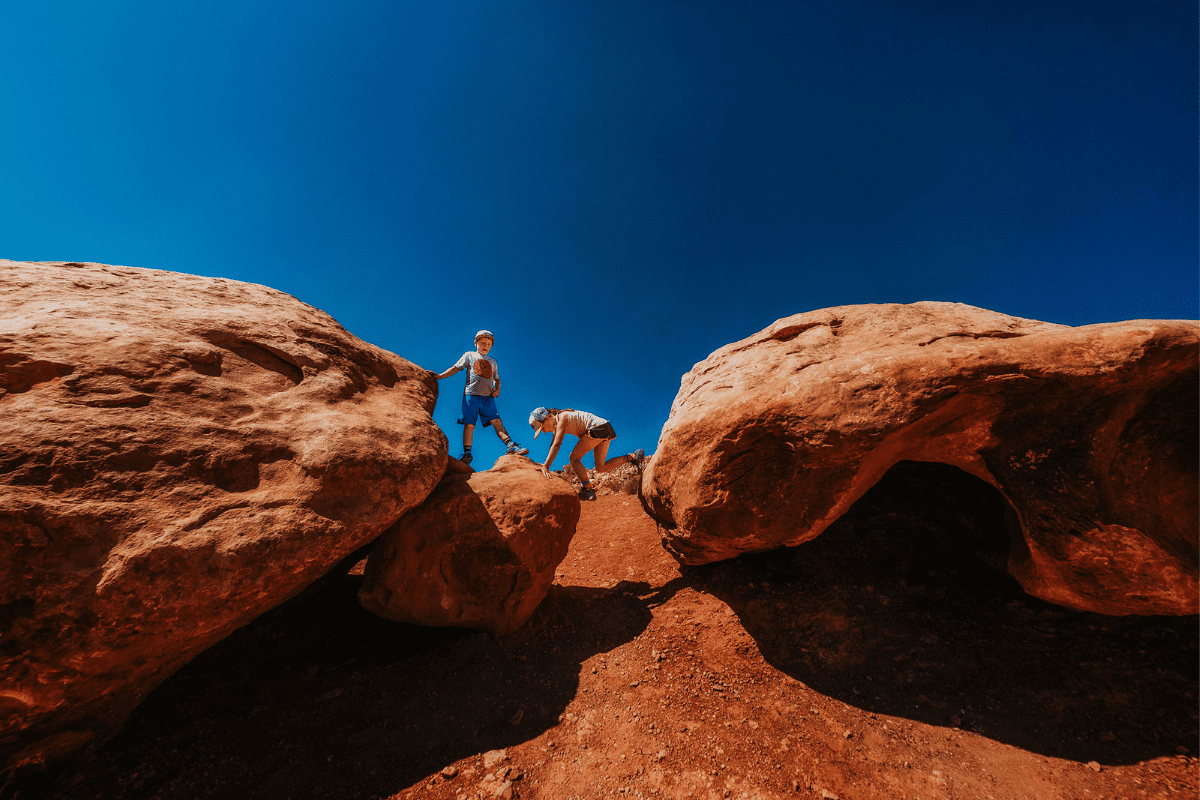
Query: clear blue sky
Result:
<box><xmin>2</xmin><ymin>1</ymin><xmax>1194</xmax><ymax>464</ymax></box>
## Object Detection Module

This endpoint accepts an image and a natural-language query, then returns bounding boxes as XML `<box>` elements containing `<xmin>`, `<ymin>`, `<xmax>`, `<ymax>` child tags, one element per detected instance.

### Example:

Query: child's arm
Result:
<box><xmin>430</xmin><ymin>355</ymin><xmax>468</xmax><ymax>380</ymax></box>
<box><xmin>492</xmin><ymin>377</ymin><xmax>501</xmax><ymax>397</ymax></box>
<box><xmin>541</xmin><ymin>417</ymin><xmax>569</xmax><ymax>477</ymax></box>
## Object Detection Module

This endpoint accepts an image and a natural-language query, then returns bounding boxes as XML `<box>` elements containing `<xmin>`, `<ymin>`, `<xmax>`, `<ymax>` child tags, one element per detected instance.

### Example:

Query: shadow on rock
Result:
<box><xmin>691</xmin><ymin>461</ymin><xmax>1199</xmax><ymax>766</ymax></box>
<box><xmin>9</xmin><ymin>573</ymin><xmax>655</xmax><ymax>800</ymax></box>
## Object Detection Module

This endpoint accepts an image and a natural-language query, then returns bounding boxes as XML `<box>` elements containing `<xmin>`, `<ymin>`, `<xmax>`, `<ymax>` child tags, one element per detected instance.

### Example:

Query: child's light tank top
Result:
<box><xmin>558</xmin><ymin>410</ymin><xmax>608</xmax><ymax>438</ymax></box>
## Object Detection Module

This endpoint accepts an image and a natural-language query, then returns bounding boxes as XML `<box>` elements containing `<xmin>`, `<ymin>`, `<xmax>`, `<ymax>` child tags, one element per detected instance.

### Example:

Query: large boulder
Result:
<box><xmin>0</xmin><ymin>260</ymin><xmax>447</xmax><ymax>770</ymax></box>
<box><xmin>359</xmin><ymin>455</ymin><xmax>581</xmax><ymax>635</ymax></box>
<box><xmin>642</xmin><ymin>302</ymin><xmax>1199</xmax><ymax>616</ymax></box>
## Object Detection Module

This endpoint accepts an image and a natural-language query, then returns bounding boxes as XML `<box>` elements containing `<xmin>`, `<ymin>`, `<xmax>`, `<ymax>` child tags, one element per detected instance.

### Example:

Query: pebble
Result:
<box><xmin>483</xmin><ymin>749</ymin><xmax>508</xmax><ymax>768</ymax></box>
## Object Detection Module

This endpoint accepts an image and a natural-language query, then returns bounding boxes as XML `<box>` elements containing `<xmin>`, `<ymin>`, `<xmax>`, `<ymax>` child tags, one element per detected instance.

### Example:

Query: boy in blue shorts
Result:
<box><xmin>430</xmin><ymin>329</ymin><xmax>528</xmax><ymax>465</ymax></box>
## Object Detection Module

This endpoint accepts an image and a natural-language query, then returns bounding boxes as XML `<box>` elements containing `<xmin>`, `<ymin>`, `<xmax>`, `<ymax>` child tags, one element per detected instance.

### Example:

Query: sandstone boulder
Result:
<box><xmin>0</xmin><ymin>260</ymin><xmax>447</xmax><ymax>770</ymax></box>
<box><xmin>359</xmin><ymin>455</ymin><xmax>581</xmax><ymax>635</ymax></box>
<box><xmin>642</xmin><ymin>302</ymin><xmax>1198</xmax><ymax>616</ymax></box>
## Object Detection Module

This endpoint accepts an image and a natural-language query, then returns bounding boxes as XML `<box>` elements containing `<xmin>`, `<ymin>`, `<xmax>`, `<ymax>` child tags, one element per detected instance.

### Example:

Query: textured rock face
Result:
<box><xmin>554</xmin><ymin>454</ymin><xmax>646</xmax><ymax>497</ymax></box>
<box><xmin>359</xmin><ymin>455</ymin><xmax>581</xmax><ymax>635</ymax></box>
<box><xmin>642</xmin><ymin>302</ymin><xmax>1199</xmax><ymax>616</ymax></box>
<box><xmin>0</xmin><ymin>260</ymin><xmax>447</xmax><ymax>769</ymax></box>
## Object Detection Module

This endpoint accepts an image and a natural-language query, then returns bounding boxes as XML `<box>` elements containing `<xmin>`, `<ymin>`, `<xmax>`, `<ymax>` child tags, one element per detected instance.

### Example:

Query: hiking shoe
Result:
<box><xmin>459</xmin><ymin>452</ymin><xmax>473</xmax><ymax>465</ymax></box>
<box><xmin>628</xmin><ymin>448</ymin><xmax>645</xmax><ymax>466</ymax></box>
<box><xmin>579</xmin><ymin>487</ymin><xmax>597</xmax><ymax>501</ymax></box>
<box><xmin>506</xmin><ymin>441</ymin><xmax>529</xmax><ymax>456</ymax></box>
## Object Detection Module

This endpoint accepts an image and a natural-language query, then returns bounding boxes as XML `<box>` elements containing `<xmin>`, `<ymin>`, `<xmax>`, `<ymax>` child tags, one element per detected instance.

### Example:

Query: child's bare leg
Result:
<box><xmin>570</xmin><ymin>437</ymin><xmax>600</xmax><ymax>485</ymax></box>
<box><xmin>463</xmin><ymin>424</ymin><xmax>475</xmax><ymax>449</ymax></box>
<box><xmin>592</xmin><ymin>439</ymin><xmax>632</xmax><ymax>473</ymax></box>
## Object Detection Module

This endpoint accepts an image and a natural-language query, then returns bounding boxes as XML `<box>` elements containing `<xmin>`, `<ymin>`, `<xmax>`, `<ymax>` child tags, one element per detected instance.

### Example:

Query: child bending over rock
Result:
<box><xmin>528</xmin><ymin>406</ymin><xmax>643</xmax><ymax>501</ymax></box>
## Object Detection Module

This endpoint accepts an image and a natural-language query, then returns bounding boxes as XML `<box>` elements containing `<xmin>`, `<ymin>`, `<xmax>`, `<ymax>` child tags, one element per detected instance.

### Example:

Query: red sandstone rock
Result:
<box><xmin>642</xmin><ymin>302</ymin><xmax>1199</xmax><ymax>616</ymax></box>
<box><xmin>0</xmin><ymin>260</ymin><xmax>447</xmax><ymax>770</ymax></box>
<box><xmin>554</xmin><ymin>455</ymin><xmax>646</xmax><ymax>497</ymax></box>
<box><xmin>359</xmin><ymin>455</ymin><xmax>581</xmax><ymax>635</ymax></box>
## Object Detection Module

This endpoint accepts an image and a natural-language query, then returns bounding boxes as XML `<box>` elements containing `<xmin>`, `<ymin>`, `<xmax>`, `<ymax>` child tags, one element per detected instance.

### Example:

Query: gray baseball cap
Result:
<box><xmin>529</xmin><ymin>406</ymin><xmax>550</xmax><ymax>437</ymax></box>
<box><xmin>474</xmin><ymin>329</ymin><xmax>494</xmax><ymax>342</ymax></box>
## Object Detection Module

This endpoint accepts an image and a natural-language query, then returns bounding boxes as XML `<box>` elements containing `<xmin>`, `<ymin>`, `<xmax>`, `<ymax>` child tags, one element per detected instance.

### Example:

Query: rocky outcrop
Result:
<box><xmin>554</xmin><ymin>455</ymin><xmax>646</xmax><ymax>497</ymax></box>
<box><xmin>359</xmin><ymin>455</ymin><xmax>581</xmax><ymax>635</ymax></box>
<box><xmin>0</xmin><ymin>260</ymin><xmax>447</xmax><ymax>770</ymax></box>
<box><xmin>642</xmin><ymin>302</ymin><xmax>1199</xmax><ymax>616</ymax></box>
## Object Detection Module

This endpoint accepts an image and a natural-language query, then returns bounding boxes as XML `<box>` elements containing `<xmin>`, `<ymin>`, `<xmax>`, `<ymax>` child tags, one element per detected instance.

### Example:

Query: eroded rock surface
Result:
<box><xmin>642</xmin><ymin>302</ymin><xmax>1199</xmax><ymax>616</ymax></box>
<box><xmin>0</xmin><ymin>260</ymin><xmax>447</xmax><ymax>770</ymax></box>
<box><xmin>554</xmin><ymin>454</ymin><xmax>646</xmax><ymax>497</ymax></box>
<box><xmin>359</xmin><ymin>455</ymin><xmax>581</xmax><ymax>635</ymax></box>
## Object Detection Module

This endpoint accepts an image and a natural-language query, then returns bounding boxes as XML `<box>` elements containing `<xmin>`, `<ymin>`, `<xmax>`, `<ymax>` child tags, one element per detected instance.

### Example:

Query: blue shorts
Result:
<box><xmin>459</xmin><ymin>393</ymin><xmax>500</xmax><ymax>427</ymax></box>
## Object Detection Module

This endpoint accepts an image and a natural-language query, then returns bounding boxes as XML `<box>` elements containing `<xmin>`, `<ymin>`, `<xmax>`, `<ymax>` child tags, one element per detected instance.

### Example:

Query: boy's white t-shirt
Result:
<box><xmin>454</xmin><ymin>351</ymin><xmax>499</xmax><ymax>396</ymax></box>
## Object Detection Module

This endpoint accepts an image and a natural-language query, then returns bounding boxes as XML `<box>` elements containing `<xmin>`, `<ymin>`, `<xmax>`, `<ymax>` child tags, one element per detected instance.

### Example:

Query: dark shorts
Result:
<box><xmin>459</xmin><ymin>393</ymin><xmax>500</xmax><ymax>427</ymax></box>
<box><xmin>587</xmin><ymin>421</ymin><xmax>616</xmax><ymax>440</ymax></box>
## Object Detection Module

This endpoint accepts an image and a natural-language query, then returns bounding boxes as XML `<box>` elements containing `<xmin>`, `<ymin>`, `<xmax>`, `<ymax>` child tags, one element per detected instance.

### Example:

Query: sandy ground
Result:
<box><xmin>8</xmin><ymin>462</ymin><xmax>1198</xmax><ymax>800</ymax></box>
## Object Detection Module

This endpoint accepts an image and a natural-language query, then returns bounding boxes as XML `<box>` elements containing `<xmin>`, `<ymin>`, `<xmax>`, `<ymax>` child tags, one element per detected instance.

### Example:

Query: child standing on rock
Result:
<box><xmin>430</xmin><ymin>330</ymin><xmax>528</xmax><ymax>465</ymax></box>
<box><xmin>528</xmin><ymin>406</ymin><xmax>643</xmax><ymax>501</ymax></box>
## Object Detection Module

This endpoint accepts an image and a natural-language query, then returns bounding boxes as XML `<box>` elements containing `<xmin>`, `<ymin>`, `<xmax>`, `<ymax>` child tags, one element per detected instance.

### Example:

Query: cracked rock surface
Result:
<box><xmin>0</xmin><ymin>260</ymin><xmax>447</xmax><ymax>771</ymax></box>
<box><xmin>641</xmin><ymin>302</ymin><xmax>1198</xmax><ymax>616</ymax></box>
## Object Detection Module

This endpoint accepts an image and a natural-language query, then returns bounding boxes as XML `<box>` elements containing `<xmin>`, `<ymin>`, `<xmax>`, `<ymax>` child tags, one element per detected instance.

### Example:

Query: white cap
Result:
<box><xmin>475</xmin><ymin>329</ymin><xmax>494</xmax><ymax>342</ymax></box>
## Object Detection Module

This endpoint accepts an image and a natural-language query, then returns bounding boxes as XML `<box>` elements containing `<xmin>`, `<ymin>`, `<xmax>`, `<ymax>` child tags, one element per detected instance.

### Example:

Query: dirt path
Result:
<box><xmin>10</xmin><ymin>466</ymin><xmax>1198</xmax><ymax>800</ymax></box>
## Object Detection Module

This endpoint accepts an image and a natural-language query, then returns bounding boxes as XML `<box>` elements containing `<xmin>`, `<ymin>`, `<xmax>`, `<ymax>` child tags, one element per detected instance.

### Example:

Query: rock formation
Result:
<box><xmin>359</xmin><ymin>455</ymin><xmax>581</xmax><ymax>635</ymax></box>
<box><xmin>641</xmin><ymin>302</ymin><xmax>1199</xmax><ymax>616</ymax></box>
<box><xmin>554</xmin><ymin>455</ymin><xmax>646</xmax><ymax>497</ymax></box>
<box><xmin>0</xmin><ymin>260</ymin><xmax>447</xmax><ymax>770</ymax></box>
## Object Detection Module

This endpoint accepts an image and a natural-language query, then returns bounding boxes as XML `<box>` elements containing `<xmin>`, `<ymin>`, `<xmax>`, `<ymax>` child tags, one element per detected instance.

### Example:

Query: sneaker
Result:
<box><xmin>506</xmin><ymin>441</ymin><xmax>529</xmax><ymax>456</ymax></box>
<box><xmin>579</xmin><ymin>486</ymin><xmax>597</xmax><ymax>501</ymax></box>
<box><xmin>628</xmin><ymin>448</ymin><xmax>645</xmax><ymax>465</ymax></box>
<box><xmin>459</xmin><ymin>452</ymin><xmax>473</xmax><ymax>465</ymax></box>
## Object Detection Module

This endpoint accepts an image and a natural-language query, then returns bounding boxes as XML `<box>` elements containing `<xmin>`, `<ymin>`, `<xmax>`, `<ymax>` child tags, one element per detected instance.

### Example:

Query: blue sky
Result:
<box><xmin>2</xmin><ymin>1</ymin><xmax>1194</xmax><ymax>464</ymax></box>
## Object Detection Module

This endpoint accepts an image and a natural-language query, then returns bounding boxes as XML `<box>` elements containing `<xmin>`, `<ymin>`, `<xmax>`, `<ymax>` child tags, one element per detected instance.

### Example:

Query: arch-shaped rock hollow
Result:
<box><xmin>795</xmin><ymin>459</ymin><xmax>1021</xmax><ymax>586</ymax></box>
<box><xmin>642</xmin><ymin>303</ymin><xmax>1199</xmax><ymax>616</ymax></box>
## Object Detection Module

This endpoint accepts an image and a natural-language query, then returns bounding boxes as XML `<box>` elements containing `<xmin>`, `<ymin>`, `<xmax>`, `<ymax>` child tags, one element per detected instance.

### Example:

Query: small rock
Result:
<box><xmin>441</xmin><ymin>765</ymin><xmax>459</xmax><ymax>778</ymax></box>
<box><xmin>630</xmin><ymin>681</ymin><xmax>639</xmax><ymax>687</ymax></box>
<box><xmin>843</xmin><ymin>730</ymin><xmax>853</xmax><ymax>739</ymax></box>
<box><xmin>483</xmin><ymin>749</ymin><xmax>508</xmax><ymax>768</ymax></box>
<box><xmin>1087</xmin><ymin>761</ymin><xmax>1102</xmax><ymax>772</ymax></box>
<box><xmin>821</xmin><ymin>790</ymin><xmax>839</xmax><ymax>800</ymax></box>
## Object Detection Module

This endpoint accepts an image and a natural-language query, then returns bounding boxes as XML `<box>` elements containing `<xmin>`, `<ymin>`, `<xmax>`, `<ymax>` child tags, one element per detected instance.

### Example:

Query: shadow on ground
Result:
<box><xmin>11</xmin><ymin>575</ymin><xmax>654</xmax><ymax>800</ymax></box>
<box><xmin>692</xmin><ymin>460</ymin><xmax>1199</xmax><ymax>766</ymax></box>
